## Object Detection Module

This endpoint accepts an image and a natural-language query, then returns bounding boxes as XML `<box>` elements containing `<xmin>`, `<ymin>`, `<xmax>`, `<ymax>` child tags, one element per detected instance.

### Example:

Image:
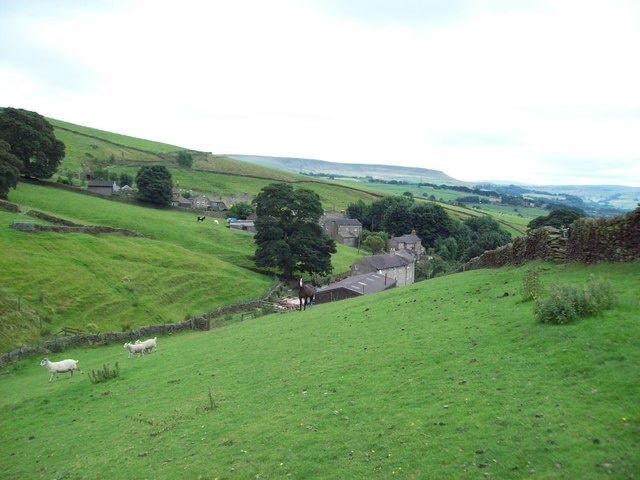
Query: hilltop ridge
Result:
<box><xmin>227</xmin><ymin>154</ymin><xmax>463</xmax><ymax>185</ymax></box>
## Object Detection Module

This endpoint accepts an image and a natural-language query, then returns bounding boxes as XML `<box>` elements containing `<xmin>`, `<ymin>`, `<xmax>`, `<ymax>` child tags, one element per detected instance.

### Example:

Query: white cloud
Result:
<box><xmin>1</xmin><ymin>0</ymin><xmax>639</xmax><ymax>186</ymax></box>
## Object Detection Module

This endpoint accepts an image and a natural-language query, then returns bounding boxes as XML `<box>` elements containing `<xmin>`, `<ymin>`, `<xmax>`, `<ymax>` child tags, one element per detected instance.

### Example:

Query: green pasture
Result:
<box><xmin>1</xmin><ymin>183</ymin><xmax>364</xmax><ymax>350</ymax></box>
<box><xmin>50</xmin><ymin>119</ymin><xmax>183</xmax><ymax>154</ymax></box>
<box><xmin>1</xmin><ymin>262</ymin><xmax>638</xmax><ymax>479</ymax></box>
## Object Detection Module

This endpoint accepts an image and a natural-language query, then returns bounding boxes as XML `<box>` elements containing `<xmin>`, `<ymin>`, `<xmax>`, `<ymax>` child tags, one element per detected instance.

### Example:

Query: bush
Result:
<box><xmin>88</xmin><ymin>363</ymin><xmax>120</xmax><ymax>384</ymax></box>
<box><xmin>580</xmin><ymin>275</ymin><xmax>616</xmax><ymax>316</ymax></box>
<box><xmin>534</xmin><ymin>283</ymin><xmax>580</xmax><ymax>324</ymax></box>
<box><xmin>520</xmin><ymin>268</ymin><xmax>543</xmax><ymax>301</ymax></box>
<box><xmin>534</xmin><ymin>275</ymin><xmax>616</xmax><ymax>324</ymax></box>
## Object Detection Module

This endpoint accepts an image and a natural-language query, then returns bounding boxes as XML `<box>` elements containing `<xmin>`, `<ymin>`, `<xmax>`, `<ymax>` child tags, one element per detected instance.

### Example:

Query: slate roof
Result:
<box><xmin>87</xmin><ymin>180</ymin><xmax>114</xmax><ymax>187</ymax></box>
<box><xmin>353</xmin><ymin>251</ymin><xmax>415</xmax><ymax>271</ymax></box>
<box><xmin>331</xmin><ymin>218</ymin><xmax>362</xmax><ymax>226</ymax></box>
<box><xmin>317</xmin><ymin>271</ymin><xmax>396</xmax><ymax>296</ymax></box>
<box><xmin>392</xmin><ymin>233</ymin><xmax>421</xmax><ymax>244</ymax></box>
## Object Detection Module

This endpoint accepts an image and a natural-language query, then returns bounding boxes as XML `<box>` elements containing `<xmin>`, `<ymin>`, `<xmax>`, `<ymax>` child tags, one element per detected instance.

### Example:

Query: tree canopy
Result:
<box><xmin>176</xmin><ymin>151</ymin><xmax>193</xmax><ymax>168</ymax></box>
<box><xmin>346</xmin><ymin>195</ymin><xmax>513</xmax><ymax>270</ymax></box>
<box><xmin>527</xmin><ymin>208</ymin><xmax>585</xmax><ymax>230</ymax></box>
<box><xmin>0</xmin><ymin>140</ymin><xmax>23</xmax><ymax>198</ymax></box>
<box><xmin>135</xmin><ymin>165</ymin><xmax>173</xmax><ymax>205</ymax></box>
<box><xmin>0</xmin><ymin>107</ymin><xmax>65</xmax><ymax>179</ymax></box>
<box><xmin>253</xmin><ymin>183</ymin><xmax>336</xmax><ymax>278</ymax></box>
<box><xmin>227</xmin><ymin>201</ymin><xmax>254</xmax><ymax>220</ymax></box>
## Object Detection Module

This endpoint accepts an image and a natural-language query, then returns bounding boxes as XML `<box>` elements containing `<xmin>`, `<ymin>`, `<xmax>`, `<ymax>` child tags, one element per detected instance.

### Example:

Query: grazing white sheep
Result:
<box><xmin>39</xmin><ymin>358</ymin><xmax>81</xmax><ymax>382</ymax></box>
<box><xmin>135</xmin><ymin>337</ymin><xmax>157</xmax><ymax>353</ymax></box>
<box><xmin>124</xmin><ymin>341</ymin><xmax>147</xmax><ymax>358</ymax></box>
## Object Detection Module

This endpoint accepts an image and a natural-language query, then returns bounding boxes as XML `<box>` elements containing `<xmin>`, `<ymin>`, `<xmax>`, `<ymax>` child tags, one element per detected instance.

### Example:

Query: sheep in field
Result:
<box><xmin>124</xmin><ymin>341</ymin><xmax>147</xmax><ymax>358</ymax></box>
<box><xmin>40</xmin><ymin>358</ymin><xmax>81</xmax><ymax>382</ymax></box>
<box><xmin>135</xmin><ymin>337</ymin><xmax>157</xmax><ymax>353</ymax></box>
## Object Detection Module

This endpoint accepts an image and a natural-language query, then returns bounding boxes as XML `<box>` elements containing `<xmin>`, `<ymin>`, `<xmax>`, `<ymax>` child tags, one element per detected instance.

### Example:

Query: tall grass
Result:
<box><xmin>1</xmin><ymin>262</ymin><xmax>638</xmax><ymax>479</ymax></box>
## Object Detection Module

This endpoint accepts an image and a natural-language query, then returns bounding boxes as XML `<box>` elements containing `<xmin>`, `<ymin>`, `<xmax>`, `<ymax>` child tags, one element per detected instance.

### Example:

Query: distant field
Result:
<box><xmin>335</xmin><ymin>179</ymin><xmax>546</xmax><ymax>236</ymax></box>
<box><xmin>1</xmin><ymin>261</ymin><xmax>638</xmax><ymax>479</ymax></box>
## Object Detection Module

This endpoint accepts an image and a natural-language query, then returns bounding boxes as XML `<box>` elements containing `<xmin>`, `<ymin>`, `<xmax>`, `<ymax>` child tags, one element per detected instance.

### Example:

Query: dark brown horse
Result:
<box><xmin>298</xmin><ymin>278</ymin><xmax>315</xmax><ymax>311</ymax></box>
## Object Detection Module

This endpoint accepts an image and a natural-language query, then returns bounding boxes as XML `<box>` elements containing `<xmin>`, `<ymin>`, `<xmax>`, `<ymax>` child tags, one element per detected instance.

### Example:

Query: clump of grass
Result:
<box><xmin>520</xmin><ymin>268</ymin><xmax>543</xmax><ymax>301</ymax></box>
<box><xmin>88</xmin><ymin>363</ymin><xmax>120</xmax><ymax>384</ymax></box>
<box><xmin>534</xmin><ymin>275</ymin><xmax>616</xmax><ymax>324</ymax></box>
<box><xmin>580</xmin><ymin>274</ymin><xmax>617</xmax><ymax>315</ymax></box>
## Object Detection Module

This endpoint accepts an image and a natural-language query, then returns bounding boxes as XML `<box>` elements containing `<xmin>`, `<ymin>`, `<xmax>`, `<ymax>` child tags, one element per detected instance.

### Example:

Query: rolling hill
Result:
<box><xmin>226</xmin><ymin>154</ymin><xmax>463</xmax><ymax>185</ymax></box>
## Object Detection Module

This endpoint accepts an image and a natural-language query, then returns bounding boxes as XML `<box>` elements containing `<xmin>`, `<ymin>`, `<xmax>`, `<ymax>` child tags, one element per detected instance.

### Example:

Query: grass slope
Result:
<box><xmin>1</xmin><ymin>183</ymin><xmax>364</xmax><ymax>350</ymax></box>
<box><xmin>1</xmin><ymin>262</ymin><xmax>638</xmax><ymax>479</ymax></box>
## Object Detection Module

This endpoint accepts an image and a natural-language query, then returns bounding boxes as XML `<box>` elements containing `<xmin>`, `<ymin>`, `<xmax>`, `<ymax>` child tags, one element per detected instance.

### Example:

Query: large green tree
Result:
<box><xmin>135</xmin><ymin>165</ymin><xmax>173</xmax><ymax>205</ymax></box>
<box><xmin>0</xmin><ymin>107</ymin><xmax>65</xmax><ymax>179</ymax></box>
<box><xmin>411</xmin><ymin>202</ymin><xmax>454</xmax><ymax>247</ymax></box>
<box><xmin>176</xmin><ymin>151</ymin><xmax>193</xmax><ymax>168</ymax></box>
<box><xmin>462</xmin><ymin>216</ymin><xmax>512</xmax><ymax>261</ymax></box>
<box><xmin>227</xmin><ymin>201</ymin><xmax>254</xmax><ymax>220</ymax></box>
<box><xmin>0</xmin><ymin>140</ymin><xmax>23</xmax><ymax>198</ymax></box>
<box><xmin>253</xmin><ymin>183</ymin><xmax>336</xmax><ymax>278</ymax></box>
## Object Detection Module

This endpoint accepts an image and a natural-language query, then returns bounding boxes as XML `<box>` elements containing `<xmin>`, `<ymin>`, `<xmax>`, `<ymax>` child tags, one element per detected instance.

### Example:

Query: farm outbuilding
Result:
<box><xmin>315</xmin><ymin>272</ymin><xmax>396</xmax><ymax>303</ymax></box>
<box><xmin>228</xmin><ymin>219</ymin><xmax>256</xmax><ymax>233</ymax></box>
<box><xmin>87</xmin><ymin>180</ymin><xmax>116</xmax><ymax>196</ymax></box>
<box><xmin>351</xmin><ymin>250</ymin><xmax>416</xmax><ymax>286</ymax></box>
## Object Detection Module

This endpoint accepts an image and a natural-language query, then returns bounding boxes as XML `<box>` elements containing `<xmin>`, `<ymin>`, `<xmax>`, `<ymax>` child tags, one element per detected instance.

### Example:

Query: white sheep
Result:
<box><xmin>135</xmin><ymin>337</ymin><xmax>157</xmax><ymax>353</ymax></box>
<box><xmin>40</xmin><ymin>358</ymin><xmax>81</xmax><ymax>382</ymax></box>
<box><xmin>124</xmin><ymin>341</ymin><xmax>147</xmax><ymax>358</ymax></box>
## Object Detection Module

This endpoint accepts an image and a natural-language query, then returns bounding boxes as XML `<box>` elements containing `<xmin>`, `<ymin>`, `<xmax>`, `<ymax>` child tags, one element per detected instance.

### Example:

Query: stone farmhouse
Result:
<box><xmin>171</xmin><ymin>194</ymin><xmax>228</xmax><ymax>211</ymax></box>
<box><xmin>388</xmin><ymin>229</ymin><xmax>425</xmax><ymax>259</ymax></box>
<box><xmin>350</xmin><ymin>250</ymin><xmax>416</xmax><ymax>287</ymax></box>
<box><xmin>321</xmin><ymin>214</ymin><xmax>363</xmax><ymax>247</ymax></box>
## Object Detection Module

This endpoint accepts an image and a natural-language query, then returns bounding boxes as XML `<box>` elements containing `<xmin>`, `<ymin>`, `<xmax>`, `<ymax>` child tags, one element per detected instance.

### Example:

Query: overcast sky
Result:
<box><xmin>2</xmin><ymin>0</ymin><xmax>639</xmax><ymax>186</ymax></box>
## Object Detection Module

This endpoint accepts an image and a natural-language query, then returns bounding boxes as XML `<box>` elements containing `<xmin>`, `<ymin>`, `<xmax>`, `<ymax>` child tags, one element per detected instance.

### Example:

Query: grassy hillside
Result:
<box><xmin>1</xmin><ymin>262</ymin><xmax>638</xmax><ymax>479</ymax></box>
<box><xmin>1</xmin><ymin>183</ymin><xmax>364</xmax><ymax>350</ymax></box>
<box><xmin>49</xmin><ymin>118</ymin><xmax>383</xmax><ymax>212</ymax></box>
<box><xmin>49</xmin><ymin>116</ymin><xmax>550</xmax><ymax>227</ymax></box>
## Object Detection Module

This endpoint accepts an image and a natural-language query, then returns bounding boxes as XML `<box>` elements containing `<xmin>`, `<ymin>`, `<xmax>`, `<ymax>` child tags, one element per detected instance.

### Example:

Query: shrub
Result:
<box><xmin>580</xmin><ymin>275</ymin><xmax>616</xmax><ymax>316</ymax></box>
<box><xmin>534</xmin><ymin>283</ymin><xmax>580</xmax><ymax>324</ymax></box>
<box><xmin>520</xmin><ymin>268</ymin><xmax>543</xmax><ymax>301</ymax></box>
<box><xmin>534</xmin><ymin>275</ymin><xmax>616</xmax><ymax>324</ymax></box>
<box><xmin>88</xmin><ymin>363</ymin><xmax>120</xmax><ymax>384</ymax></box>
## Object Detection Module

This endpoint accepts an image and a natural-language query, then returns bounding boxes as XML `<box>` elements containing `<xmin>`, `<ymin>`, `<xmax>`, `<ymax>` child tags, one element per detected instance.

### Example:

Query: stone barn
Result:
<box><xmin>350</xmin><ymin>250</ymin><xmax>416</xmax><ymax>287</ymax></box>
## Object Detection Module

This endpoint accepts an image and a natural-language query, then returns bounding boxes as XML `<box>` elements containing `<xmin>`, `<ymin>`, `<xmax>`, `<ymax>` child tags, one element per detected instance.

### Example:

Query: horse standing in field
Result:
<box><xmin>298</xmin><ymin>278</ymin><xmax>316</xmax><ymax>311</ymax></box>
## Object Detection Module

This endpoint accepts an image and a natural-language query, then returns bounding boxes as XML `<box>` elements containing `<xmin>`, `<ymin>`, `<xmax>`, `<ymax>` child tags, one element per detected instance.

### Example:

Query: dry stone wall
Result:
<box><xmin>462</xmin><ymin>206</ymin><xmax>640</xmax><ymax>271</ymax></box>
<box><xmin>0</xmin><ymin>283</ymin><xmax>284</xmax><ymax>367</ymax></box>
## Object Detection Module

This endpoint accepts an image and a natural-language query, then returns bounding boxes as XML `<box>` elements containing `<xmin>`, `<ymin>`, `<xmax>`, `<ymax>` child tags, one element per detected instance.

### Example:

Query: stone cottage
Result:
<box><xmin>322</xmin><ymin>217</ymin><xmax>362</xmax><ymax>247</ymax></box>
<box><xmin>388</xmin><ymin>229</ymin><xmax>425</xmax><ymax>259</ymax></box>
<box><xmin>350</xmin><ymin>250</ymin><xmax>416</xmax><ymax>286</ymax></box>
